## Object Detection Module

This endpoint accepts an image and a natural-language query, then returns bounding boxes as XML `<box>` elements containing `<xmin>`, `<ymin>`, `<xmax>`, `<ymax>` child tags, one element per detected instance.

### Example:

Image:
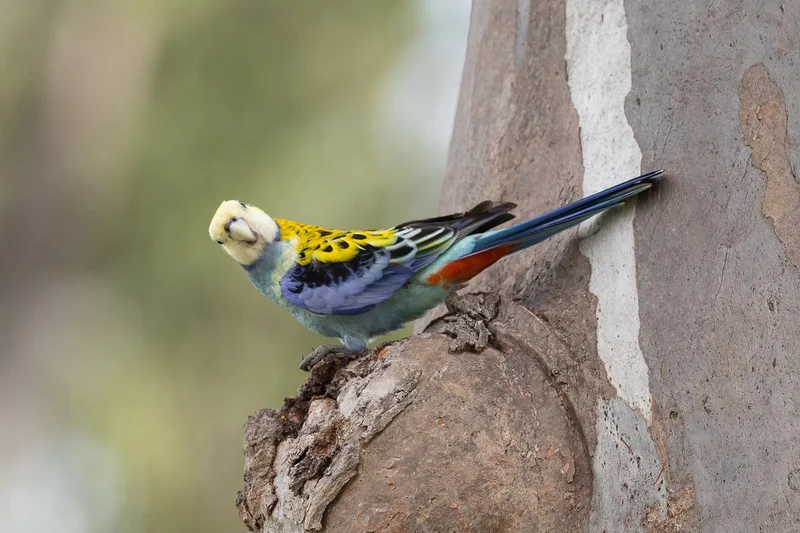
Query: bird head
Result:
<box><xmin>209</xmin><ymin>200</ymin><xmax>280</xmax><ymax>265</ymax></box>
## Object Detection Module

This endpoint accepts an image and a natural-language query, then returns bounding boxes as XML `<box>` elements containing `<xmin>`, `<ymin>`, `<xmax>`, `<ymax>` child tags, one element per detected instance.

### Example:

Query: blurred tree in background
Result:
<box><xmin>0</xmin><ymin>1</ymin><xmax>467</xmax><ymax>532</ymax></box>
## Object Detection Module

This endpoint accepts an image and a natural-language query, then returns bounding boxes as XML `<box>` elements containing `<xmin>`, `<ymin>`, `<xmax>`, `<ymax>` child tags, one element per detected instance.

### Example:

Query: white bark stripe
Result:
<box><xmin>565</xmin><ymin>0</ymin><xmax>652</xmax><ymax>424</ymax></box>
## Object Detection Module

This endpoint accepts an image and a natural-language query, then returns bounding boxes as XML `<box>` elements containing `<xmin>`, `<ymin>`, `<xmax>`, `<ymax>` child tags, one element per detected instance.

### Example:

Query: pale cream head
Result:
<box><xmin>209</xmin><ymin>200</ymin><xmax>280</xmax><ymax>265</ymax></box>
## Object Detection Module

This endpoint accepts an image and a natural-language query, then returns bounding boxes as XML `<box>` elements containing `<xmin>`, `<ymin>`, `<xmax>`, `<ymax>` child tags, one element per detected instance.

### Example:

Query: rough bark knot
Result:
<box><xmin>236</xmin><ymin>342</ymin><xmax>420</xmax><ymax>532</ymax></box>
<box><xmin>437</xmin><ymin>292</ymin><xmax>501</xmax><ymax>352</ymax></box>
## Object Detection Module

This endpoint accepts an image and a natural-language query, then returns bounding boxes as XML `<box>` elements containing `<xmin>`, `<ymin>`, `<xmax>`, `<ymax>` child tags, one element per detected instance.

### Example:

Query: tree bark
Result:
<box><xmin>237</xmin><ymin>0</ymin><xmax>800</xmax><ymax>531</ymax></box>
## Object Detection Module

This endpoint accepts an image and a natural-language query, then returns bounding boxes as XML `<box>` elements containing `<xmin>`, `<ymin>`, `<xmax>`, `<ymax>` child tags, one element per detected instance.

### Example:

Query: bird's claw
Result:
<box><xmin>300</xmin><ymin>344</ymin><xmax>359</xmax><ymax>372</ymax></box>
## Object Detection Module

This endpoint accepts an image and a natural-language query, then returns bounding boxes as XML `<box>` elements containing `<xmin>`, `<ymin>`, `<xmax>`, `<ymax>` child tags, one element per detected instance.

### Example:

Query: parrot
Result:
<box><xmin>209</xmin><ymin>170</ymin><xmax>662</xmax><ymax>370</ymax></box>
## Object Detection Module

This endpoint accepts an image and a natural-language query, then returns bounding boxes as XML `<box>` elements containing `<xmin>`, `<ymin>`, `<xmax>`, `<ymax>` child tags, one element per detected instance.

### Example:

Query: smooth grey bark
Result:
<box><xmin>237</xmin><ymin>0</ymin><xmax>800</xmax><ymax>531</ymax></box>
<box><xmin>627</xmin><ymin>4</ymin><xmax>800</xmax><ymax>531</ymax></box>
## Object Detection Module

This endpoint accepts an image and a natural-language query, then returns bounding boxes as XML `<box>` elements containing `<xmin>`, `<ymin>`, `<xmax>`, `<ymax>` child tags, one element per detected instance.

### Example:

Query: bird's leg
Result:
<box><xmin>300</xmin><ymin>344</ymin><xmax>360</xmax><ymax>372</ymax></box>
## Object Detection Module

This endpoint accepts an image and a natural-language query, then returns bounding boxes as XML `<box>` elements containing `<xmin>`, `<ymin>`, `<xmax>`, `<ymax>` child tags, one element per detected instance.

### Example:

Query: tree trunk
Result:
<box><xmin>236</xmin><ymin>0</ymin><xmax>800</xmax><ymax>531</ymax></box>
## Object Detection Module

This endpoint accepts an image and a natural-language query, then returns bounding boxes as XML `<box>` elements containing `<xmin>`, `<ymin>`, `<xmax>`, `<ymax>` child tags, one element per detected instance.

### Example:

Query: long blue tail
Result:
<box><xmin>470</xmin><ymin>170</ymin><xmax>663</xmax><ymax>255</ymax></box>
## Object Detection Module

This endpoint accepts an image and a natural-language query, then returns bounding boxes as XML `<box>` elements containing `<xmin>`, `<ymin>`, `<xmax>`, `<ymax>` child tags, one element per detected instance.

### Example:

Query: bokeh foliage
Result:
<box><xmin>0</xmin><ymin>1</ymin><xmax>447</xmax><ymax>532</ymax></box>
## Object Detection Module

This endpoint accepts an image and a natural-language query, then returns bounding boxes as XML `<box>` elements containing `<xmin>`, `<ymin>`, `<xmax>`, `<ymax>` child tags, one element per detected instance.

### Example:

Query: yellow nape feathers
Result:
<box><xmin>272</xmin><ymin>219</ymin><xmax>398</xmax><ymax>265</ymax></box>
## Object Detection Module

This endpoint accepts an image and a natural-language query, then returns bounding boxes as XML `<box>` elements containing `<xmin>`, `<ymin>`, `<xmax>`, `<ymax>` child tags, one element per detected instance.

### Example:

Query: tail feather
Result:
<box><xmin>470</xmin><ymin>170</ymin><xmax>662</xmax><ymax>255</ymax></box>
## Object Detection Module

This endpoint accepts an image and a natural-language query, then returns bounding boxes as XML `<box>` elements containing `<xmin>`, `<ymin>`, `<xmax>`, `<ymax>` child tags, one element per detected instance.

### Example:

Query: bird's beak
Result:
<box><xmin>225</xmin><ymin>218</ymin><xmax>257</xmax><ymax>243</ymax></box>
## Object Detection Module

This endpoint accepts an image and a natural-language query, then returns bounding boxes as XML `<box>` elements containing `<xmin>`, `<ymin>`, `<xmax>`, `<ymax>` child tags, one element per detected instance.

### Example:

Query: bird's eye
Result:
<box><xmin>216</xmin><ymin>240</ymin><xmax>224</xmax><ymax>245</ymax></box>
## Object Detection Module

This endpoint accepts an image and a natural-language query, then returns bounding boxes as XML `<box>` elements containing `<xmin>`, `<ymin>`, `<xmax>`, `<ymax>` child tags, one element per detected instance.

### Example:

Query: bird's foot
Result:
<box><xmin>300</xmin><ymin>344</ymin><xmax>361</xmax><ymax>372</ymax></box>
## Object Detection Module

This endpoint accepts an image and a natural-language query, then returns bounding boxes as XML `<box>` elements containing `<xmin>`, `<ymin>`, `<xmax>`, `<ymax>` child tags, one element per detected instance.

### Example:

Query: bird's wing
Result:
<box><xmin>277</xmin><ymin>201</ymin><xmax>516</xmax><ymax>315</ymax></box>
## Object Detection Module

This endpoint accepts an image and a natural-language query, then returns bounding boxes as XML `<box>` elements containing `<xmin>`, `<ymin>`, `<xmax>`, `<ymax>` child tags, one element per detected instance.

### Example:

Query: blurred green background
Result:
<box><xmin>0</xmin><ymin>1</ymin><xmax>469</xmax><ymax>532</ymax></box>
